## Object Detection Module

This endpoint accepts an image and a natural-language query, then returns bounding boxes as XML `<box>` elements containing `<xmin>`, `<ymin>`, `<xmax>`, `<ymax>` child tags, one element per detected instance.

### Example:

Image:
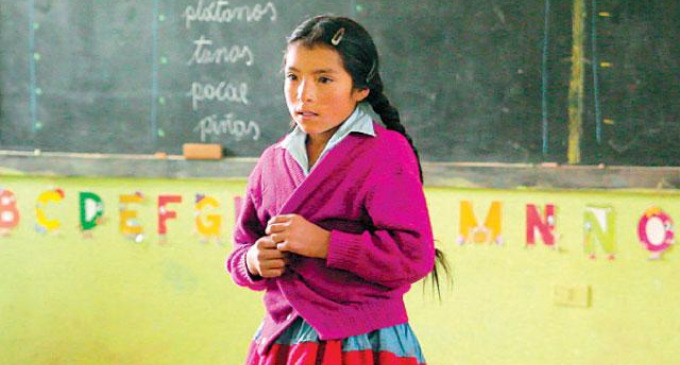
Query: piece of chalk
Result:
<box><xmin>182</xmin><ymin>143</ymin><xmax>223</xmax><ymax>160</ymax></box>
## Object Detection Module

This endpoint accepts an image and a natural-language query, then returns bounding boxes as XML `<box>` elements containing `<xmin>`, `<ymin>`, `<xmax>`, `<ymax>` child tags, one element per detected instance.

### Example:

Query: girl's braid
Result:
<box><xmin>367</xmin><ymin>74</ymin><xmax>424</xmax><ymax>182</ymax></box>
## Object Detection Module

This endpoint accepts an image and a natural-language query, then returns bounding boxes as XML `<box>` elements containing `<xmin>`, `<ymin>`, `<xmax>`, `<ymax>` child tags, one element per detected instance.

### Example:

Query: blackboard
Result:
<box><xmin>1</xmin><ymin>0</ymin><xmax>678</xmax><ymax>166</ymax></box>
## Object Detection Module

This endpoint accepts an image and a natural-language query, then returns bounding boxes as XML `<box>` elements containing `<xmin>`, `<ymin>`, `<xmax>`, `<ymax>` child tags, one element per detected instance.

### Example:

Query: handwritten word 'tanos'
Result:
<box><xmin>183</xmin><ymin>0</ymin><xmax>277</xmax><ymax>29</ymax></box>
<box><xmin>195</xmin><ymin>113</ymin><xmax>261</xmax><ymax>142</ymax></box>
<box><xmin>187</xmin><ymin>36</ymin><xmax>254</xmax><ymax>66</ymax></box>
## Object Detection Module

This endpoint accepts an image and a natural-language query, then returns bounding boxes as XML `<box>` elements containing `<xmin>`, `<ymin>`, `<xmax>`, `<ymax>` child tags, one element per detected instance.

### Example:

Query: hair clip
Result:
<box><xmin>331</xmin><ymin>28</ymin><xmax>345</xmax><ymax>46</ymax></box>
<box><xmin>366</xmin><ymin>61</ymin><xmax>377</xmax><ymax>82</ymax></box>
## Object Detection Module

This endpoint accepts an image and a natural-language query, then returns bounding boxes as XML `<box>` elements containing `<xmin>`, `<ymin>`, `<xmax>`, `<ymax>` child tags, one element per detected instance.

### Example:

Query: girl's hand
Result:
<box><xmin>246</xmin><ymin>236</ymin><xmax>288</xmax><ymax>278</ymax></box>
<box><xmin>266</xmin><ymin>214</ymin><xmax>330</xmax><ymax>259</ymax></box>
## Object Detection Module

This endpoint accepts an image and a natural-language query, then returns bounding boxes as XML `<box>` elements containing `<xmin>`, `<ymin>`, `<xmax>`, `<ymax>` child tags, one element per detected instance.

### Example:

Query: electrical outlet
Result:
<box><xmin>553</xmin><ymin>285</ymin><xmax>591</xmax><ymax>308</ymax></box>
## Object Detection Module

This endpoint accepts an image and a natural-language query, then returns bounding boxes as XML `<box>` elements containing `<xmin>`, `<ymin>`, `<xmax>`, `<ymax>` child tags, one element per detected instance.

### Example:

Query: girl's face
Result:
<box><xmin>284</xmin><ymin>42</ymin><xmax>369</xmax><ymax>140</ymax></box>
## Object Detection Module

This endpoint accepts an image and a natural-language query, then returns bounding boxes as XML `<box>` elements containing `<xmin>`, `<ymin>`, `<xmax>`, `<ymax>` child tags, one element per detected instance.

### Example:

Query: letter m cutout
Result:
<box><xmin>458</xmin><ymin>201</ymin><xmax>503</xmax><ymax>245</ymax></box>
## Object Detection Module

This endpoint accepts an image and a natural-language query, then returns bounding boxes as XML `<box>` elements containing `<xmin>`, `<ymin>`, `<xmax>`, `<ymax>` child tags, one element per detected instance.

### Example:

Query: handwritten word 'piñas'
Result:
<box><xmin>195</xmin><ymin>113</ymin><xmax>261</xmax><ymax>142</ymax></box>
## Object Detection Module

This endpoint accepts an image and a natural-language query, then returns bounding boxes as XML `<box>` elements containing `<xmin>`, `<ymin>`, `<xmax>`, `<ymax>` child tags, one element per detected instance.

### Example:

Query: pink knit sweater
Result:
<box><xmin>226</xmin><ymin>123</ymin><xmax>435</xmax><ymax>354</ymax></box>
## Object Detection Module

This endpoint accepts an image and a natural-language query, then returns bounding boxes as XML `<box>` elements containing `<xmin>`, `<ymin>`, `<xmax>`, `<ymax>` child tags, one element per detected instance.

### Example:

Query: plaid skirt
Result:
<box><xmin>245</xmin><ymin>317</ymin><xmax>427</xmax><ymax>365</ymax></box>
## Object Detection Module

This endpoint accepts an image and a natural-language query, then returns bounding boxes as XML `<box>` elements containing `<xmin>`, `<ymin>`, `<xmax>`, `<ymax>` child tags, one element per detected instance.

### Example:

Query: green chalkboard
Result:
<box><xmin>1</xmin><ymin>0</ymin><xmax>678</xmax><ymax>166</ymax></box>
<box><xmin>0</xmin><ymin>0</ymin><xmax>350</xmax><ymax>158</ymax></box>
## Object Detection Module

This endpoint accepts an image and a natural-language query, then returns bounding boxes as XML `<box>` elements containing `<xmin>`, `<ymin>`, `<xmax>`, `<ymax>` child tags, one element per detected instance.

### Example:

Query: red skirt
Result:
<box><xmin>245</xmin><ymin>317</ymin><xmax>426</xmax><ymax>365</ymax></box>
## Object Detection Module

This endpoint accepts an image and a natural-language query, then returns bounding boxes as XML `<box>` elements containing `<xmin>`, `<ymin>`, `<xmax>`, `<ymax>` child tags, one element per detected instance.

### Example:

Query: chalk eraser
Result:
<box><xmin>182</xmin><ymin>144</ymin><xmax>223</xmax><ymax>160</ymax></box>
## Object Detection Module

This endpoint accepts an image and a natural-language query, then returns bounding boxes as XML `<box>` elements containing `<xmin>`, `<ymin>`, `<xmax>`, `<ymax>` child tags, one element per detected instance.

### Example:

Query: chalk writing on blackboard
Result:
<box><xmin>187</xmin><ymin>36</ymin><xmax>254</xmax><ymax>66</ymax></box>
<box><xmin>183</xmin><ymin>1</ymin><xmax>278</xmax><ymax>29</ymax></box>
<box><xmin>190</xmin><ymin>81</ymin><xmax>250</xmax><ymax>110</ymax></box>
<box><xmin>181</xmin><ymin>1</ymin><xmax>277</xmax><ymax>146</ymax></box>
<box><xmin>194</xmin><ymin>113</ymin><xmax>261</xmax><ymax>142</ymax></box>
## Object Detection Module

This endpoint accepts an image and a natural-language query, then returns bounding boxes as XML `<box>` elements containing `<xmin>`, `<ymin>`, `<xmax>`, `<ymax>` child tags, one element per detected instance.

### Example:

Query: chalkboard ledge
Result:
<box><xmin>0</xmin><ymin>150</ymin><xmax>678</xmax><ymax>190</ymax></box>
<box><xmin>0</xmin><ymin>150</ymin><xmax>255</xmax><ymax>180</ymax></box>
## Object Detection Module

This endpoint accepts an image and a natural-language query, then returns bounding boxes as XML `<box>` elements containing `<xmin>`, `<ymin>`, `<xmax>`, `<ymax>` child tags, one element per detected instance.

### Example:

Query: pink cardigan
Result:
<box><xmin>226</xmin><ymin>123</ymin><xmax>435</xmax><ymax>354</ymax></box>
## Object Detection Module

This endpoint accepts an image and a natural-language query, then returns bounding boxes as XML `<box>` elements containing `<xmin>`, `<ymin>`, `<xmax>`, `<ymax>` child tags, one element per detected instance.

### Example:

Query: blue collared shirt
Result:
<box><xmin>278</xmin><ymin>103</ymin><xmax>375</xmax><ymax>176</ymax></box>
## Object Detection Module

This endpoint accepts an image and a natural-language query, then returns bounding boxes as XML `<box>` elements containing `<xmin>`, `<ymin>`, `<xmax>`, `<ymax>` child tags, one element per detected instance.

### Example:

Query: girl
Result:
<box><xmin>227</xmin><ymin>15</ymin><xmax>439</xmax><ymax>365</ymax></box>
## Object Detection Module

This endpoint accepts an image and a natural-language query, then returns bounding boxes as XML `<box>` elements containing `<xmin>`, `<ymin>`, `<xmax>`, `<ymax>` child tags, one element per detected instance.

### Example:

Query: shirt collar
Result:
<box><xmin>278</xmin><ymin>103</ymin><xmax>375</xmax><ymax>150</ymax></box>
<box><xmin>278</xmin><ymin>103</ymin><xmax>375</xmax><ymax>174</ymax></box>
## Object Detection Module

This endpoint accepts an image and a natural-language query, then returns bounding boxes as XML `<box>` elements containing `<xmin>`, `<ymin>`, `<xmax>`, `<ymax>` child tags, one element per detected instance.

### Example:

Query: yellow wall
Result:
<box><xmin>0</xmin><ymin>176</ymin><xmax>678</xmax><ymax>364</ymax></box>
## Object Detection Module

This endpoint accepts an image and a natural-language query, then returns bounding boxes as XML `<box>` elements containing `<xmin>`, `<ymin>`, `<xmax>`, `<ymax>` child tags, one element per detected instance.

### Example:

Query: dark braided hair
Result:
<box><xmin>287</xmin><ymin>15</ymin><xmax>450</xmax><ymax>297</ymax></box>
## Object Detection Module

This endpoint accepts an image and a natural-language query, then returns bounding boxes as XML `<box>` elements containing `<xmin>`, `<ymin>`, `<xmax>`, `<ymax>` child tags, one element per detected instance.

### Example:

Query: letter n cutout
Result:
<box><xmin>584</xmin><ymin>205</ymin><xmax>616</xmax><ymax>260</ymax></box>
<box><xmin>458</xmin><ymin>201</ymin><xmax>503</xmax><ymax>245</ymax></box>
<box><xmin>526</xmin><ymin>204</ymin><xmax>556</xmax><ymax>246</ymax></box>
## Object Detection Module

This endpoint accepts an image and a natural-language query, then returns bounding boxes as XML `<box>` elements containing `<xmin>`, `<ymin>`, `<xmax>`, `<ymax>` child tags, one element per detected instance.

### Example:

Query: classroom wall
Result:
<box><xmin>0</xmin><ymin>175</ymin><xmax>678</xmax><ymax>365</ymax></box>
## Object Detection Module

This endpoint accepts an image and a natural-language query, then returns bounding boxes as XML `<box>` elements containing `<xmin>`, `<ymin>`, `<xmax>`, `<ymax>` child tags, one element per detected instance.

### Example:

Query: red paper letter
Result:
<box><xmin>526</xmin><ymin>204</ymin><xmax>556</xmax><ymax>246</ymax></box>
<box><xmin>0</xmin><ymin>189</ymin><xmax>20</xmax><ymax>232</ymax></box>
<box><xmin>158</xmin><ymin>195</ymin><xmax>182</xmax><ymax>235</ymax></box>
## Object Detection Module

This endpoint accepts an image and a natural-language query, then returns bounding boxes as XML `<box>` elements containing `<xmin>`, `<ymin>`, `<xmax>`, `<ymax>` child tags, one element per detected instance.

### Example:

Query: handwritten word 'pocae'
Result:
<box><xmin>194</xmin><ymin>113</ymin><xmax>261</xmax><ymax>142</ymax></box>
<box><xmin>190</xmin><ymin>81</ymin><xmax>249</xmax><ymax>110</ymax></box>
<box><xmin>183</xmin><ymin>0</ymin><xmax>277</xmax><ymax>29</ymax></box>
<box><xmin>187</xmin><ymin>36</ymin><xmax>254</xmax><ymax>66</ymax></box>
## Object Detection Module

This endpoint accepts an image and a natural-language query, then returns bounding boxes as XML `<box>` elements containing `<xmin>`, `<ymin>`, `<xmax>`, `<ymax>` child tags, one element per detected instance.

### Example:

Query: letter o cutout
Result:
<box><xmin>638</xmin><ymin>207</ymin><xmax>674</xmax><ymax>253</ymax></box>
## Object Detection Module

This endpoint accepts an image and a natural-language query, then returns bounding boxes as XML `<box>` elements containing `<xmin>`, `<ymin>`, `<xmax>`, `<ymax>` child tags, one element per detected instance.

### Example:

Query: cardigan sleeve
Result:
<box><xmin>225</xmin><ymin>159</ymin><xmax>268</xmax><ymax>291</ymax></box>
<box><xmin>325</xmin><ymin>136</ymin><xmax>435</xmax><ymax>289</ymax></box>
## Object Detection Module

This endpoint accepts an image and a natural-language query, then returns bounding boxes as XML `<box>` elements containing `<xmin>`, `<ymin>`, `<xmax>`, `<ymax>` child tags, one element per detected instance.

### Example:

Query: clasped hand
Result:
<box><xmin>246</xmin><ymin>214</ymin><xmax>330</xmax><ymax>278</ymax></box>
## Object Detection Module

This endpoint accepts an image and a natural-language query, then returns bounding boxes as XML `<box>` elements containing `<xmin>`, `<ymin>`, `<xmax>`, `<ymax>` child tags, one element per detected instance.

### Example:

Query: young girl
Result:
<box><xmin>227</xmin><ymin>15</ymin><xmax>437</xmax><ymax>365</ymax></box>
